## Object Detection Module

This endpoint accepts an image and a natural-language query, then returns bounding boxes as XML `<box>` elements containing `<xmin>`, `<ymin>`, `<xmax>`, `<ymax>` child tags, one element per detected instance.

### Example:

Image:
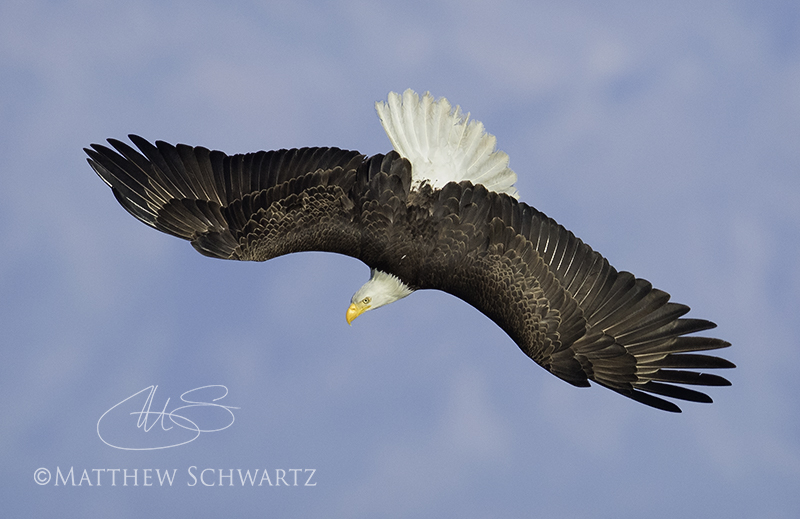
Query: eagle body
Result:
<box><xmin>88</xmin><ymin>89</ymin><xmax>733</xmax><ymax>412</ymax></box>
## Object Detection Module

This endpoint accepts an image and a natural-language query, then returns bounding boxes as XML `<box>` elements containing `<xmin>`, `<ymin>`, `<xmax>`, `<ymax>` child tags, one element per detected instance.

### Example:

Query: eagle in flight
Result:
<box><xmin>87</xmin><ymin>89</ymin><xmax>734</xmax><ymax>412</ymax></box>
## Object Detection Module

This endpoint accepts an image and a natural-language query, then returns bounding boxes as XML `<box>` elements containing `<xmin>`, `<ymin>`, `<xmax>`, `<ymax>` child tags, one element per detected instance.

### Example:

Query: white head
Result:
<box><xmin>346</xmin><ymin>269</ymin><xmax>414</xmax><ymax>324</ymax></box>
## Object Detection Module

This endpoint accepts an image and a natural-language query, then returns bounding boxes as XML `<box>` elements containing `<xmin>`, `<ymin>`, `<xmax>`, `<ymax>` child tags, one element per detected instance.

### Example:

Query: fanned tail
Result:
<box><xmin>376</xmin><ymin>89</ymin><xmax>519</xmax><ymax>198</ymax></box>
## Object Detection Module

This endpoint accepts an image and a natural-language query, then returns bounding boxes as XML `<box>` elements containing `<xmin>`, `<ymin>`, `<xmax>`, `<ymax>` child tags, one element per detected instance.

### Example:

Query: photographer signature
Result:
<box><xmin>97</xmin><ymin>385</ymin><xmax>239</xmax><ymax>450</ymax></box>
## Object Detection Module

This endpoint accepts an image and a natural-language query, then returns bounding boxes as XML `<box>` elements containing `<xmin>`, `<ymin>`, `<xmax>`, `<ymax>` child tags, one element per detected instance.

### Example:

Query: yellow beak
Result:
<box><xmin>346</xmin><ymin>302</ymin><xmax>369</xmax><ymax>325</ymax></box>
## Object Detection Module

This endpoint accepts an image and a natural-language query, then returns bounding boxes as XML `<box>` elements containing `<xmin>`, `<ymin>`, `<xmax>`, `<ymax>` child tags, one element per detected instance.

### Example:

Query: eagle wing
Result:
<box><xmin>419</xmin><ymin>181</ymin><xmax>733</xmax><ymax>412</ymax></box>
<box><xmin>86</xmin><ymin>135</ymin><xmax>409</xmax><ymax>263</ymax></box>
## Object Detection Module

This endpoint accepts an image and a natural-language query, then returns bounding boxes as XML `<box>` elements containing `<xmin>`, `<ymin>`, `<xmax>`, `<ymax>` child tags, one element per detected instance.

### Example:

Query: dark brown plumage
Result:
<box><xmin>87</xmin><ymin>134</ymin><xmax>734</xmax><ymax>413</ymax></box>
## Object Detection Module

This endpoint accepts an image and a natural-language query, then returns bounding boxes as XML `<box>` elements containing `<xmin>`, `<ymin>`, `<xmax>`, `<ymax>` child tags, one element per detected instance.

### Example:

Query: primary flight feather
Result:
<box><xmin>87</xmin><ymin>89</ymin><xmax>734</xmax><ymax>412</ymax></box>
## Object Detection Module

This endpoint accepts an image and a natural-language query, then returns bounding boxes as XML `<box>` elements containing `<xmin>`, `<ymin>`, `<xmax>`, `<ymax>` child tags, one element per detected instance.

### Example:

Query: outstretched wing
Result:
<box><xmin>421</xmin><ymin>181</ymin><xmax>734</xmax><ymax>412</ymax></box>
<box><xmin>86</xmin><ymin>135</ymin><xmax>409</xmax><ymax>263</ymax></box>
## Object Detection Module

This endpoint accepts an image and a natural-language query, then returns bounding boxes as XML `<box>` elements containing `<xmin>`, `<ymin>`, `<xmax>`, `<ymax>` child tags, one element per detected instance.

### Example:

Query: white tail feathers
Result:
<box><xmin>376</xmin><ymin>89</ymin><xmax>519</xmax><ymax>199</ymax></box>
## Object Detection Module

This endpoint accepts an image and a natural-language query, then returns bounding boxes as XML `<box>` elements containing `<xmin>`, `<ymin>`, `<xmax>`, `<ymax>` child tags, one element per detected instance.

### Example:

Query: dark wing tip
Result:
<box><xmin>612</xmin><ymin>386</ymin><xmax>684</xmax><ymax>413</ymax></box>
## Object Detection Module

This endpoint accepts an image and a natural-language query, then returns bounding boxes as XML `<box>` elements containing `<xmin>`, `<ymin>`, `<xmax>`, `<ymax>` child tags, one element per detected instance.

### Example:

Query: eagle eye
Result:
<box><xmin>362</xmin><ymin>297</ymin><xmax>371</xmax><ymax>305</ymax></box>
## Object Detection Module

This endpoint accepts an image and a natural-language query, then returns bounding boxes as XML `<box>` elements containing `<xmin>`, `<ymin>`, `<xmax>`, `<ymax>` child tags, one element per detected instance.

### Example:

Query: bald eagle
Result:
<box><xmin>87</xmin><ymin>89</ymin><xmax>733</xmax><ymax>412</ymax></box>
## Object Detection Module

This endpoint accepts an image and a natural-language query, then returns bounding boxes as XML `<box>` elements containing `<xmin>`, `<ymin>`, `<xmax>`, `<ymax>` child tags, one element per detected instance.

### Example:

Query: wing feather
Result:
<box><xmin>419</xmin><ymin>183</ymin><xmax>733</xmax><ymax>412</ymax></box>
<box><xmin>87</xmin><ymin>136</ymin><xmax>377</xmax><ymax>261</ymax></box>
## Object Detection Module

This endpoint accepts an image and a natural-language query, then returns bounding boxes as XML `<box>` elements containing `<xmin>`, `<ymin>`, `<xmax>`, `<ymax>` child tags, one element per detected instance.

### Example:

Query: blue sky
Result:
<box><xmin>2</xmin><ymin>0</ymin><xmax>799</xmax><ymax>517</ymax></box>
